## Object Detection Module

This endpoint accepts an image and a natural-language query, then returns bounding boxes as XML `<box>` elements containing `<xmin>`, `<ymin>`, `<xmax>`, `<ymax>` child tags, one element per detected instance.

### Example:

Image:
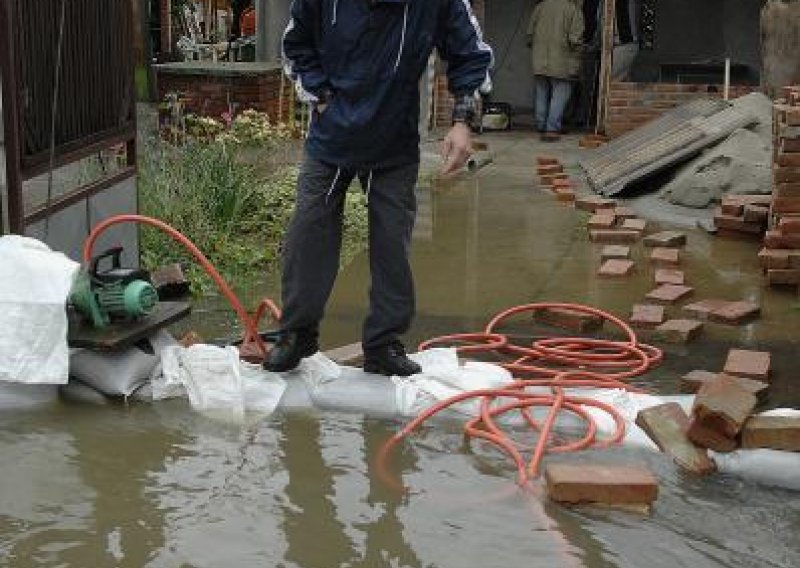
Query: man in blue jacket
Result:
<box><xmin>264</xmin><ymin>0</ymin><xmax>493</xmax><ymax>376</ymax></box>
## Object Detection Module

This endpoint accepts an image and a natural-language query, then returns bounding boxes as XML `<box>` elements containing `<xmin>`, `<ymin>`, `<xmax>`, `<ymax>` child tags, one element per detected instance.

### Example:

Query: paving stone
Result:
<box><xmin>682</xmin><ymin>299</ymin><xmax>731</xmax><ymax>320</ymax></box>
<box><xmin>590</xmin><ymin>230</ymin><xmax>641</xmax><ymax>244</ymax></box>
<box><xmin>576</xmin><ymin>196</ymin><xmax>617</xmax><ymax>213</ymax></box>
<box><xmin>601</xmin><ymin>245</ymin><xmax>631</xmax><ymax>261</ymax></box>
<box><xmin>630</xmin><ymin>304</ymin><xmax>665</xmax><ymax>329</ymax></box>
<box><xmin>533</xmin><ymin>307</ymin><xmax>604</xmax><ymax>333</ymax></box>
<box><xmin>545</xmin><ymin>463</ymin><xmax>658</xmax><ymax>506</ymax></box>
<box><xmin>324</xmin><ymin>343</ymin><xmax>364</xmax><ymax>366</ymax></box>
<box><xmin>643</xmin><ymin>231</ymin><xmax>687</xmax><ymax>248</ymax></box>
<box><xmin>740</xmin><ymin>415</ymin><xmax>800</xmax><ymax>451</ymax></box>
<box><xmin>654</xmin><ymin>269</ymin><xmax>685</xmax><ymax>286</ymax></box>
<box><xmin>588</xmin><ymin>213</ymin><xmax>617</xmax><ymax>230</ymax></box>
<box><xmin>679</xmin><ymin>371</ymin><xmax>769</xmax><ymax>400</ymax></box>
<box><xmin>635</xmin><ymin>403</ymin><xmax>716</xmax><ymax>475</ymax></box>
<box><xmin>688</xmin><ymin>375</ymin><xmax>758</xmax><ymax>452</ymax></box>
<box><xmin>654</xmin><ymin>319</ymin><xmax>703</xmax><ymax>343</ymax></box>
<box><xmin>708</xmin><ymin>301</ymin><xmax>761</xmax><ymax>325</ymax></box>
<box><xmin>598</xmin><ymin>259</ymin><xmax>635</xmax><ymax>277</ymax></box>
<box><xmin>645</xmin><ymin>284</ymin><xmax>694</xmax><ymax>304</ymax></box>
<box><xmin>622</xmin><ymin>218</ymin><xmax>647</xmax><ymax>232</ymax></box>
<box><xmin>537</xmin><ymin>156</ymin><xmax>560</xmax><ymax>166</ymax></box>
<box><xmin>649</xmin><ymin>247</ymin><xmax>681</xmax><ymax>267</ymax></box>
<box><xmin>723</xmin><ymin>349</ymin><xmax>771</xmax><ymax>382</ymax></box>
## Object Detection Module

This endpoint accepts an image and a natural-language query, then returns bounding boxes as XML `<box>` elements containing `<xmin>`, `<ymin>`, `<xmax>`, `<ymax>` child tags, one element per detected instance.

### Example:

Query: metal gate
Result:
<box><xmin>0</xmin><ymin>0</ymin><xmax>138</xmax><ymax>261</ymax></box>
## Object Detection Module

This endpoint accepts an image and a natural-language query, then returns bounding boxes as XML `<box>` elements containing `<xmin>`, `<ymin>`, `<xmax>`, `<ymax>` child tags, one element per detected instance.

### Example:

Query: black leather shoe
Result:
<box><xmin>363</xmin><ymin>342</ymin><xmax>422</xmax><ymax>377</ymax></box>
<box><xmin>263</xmin><ymin>329</ymin><xmax>319</xmax><ymax>373</ymax></box>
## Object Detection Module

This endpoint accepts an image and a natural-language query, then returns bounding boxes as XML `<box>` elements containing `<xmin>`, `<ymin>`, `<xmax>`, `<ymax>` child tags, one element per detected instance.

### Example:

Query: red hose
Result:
<box><xmin>378</xmin><ymin>304</ymin><xmax>661</xmax><ymax>490</ymax></box>
<box><xmin>83</xmin><ymin>214</ymin><xmax>279</xmax><ymax>359</ymax></box>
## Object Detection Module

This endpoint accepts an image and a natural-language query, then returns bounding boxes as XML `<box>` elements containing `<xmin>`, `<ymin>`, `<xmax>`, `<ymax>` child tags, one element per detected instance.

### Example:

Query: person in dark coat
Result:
<box><xmin>265</xmin><ymin>0</ymin><xmax>493</xmax><ymax>376</ymax></box>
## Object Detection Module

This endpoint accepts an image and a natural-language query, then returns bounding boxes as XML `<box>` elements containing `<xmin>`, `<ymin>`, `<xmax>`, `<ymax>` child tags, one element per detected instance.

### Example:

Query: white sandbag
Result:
<box><xmin>153</xmin><ymin>344</ymin><xmax>287</xmax><ymax>420</ymax></box>
<box><xmin>69</xmin><ymin>330</ymin><xmax>177</xmax><ymax>397</ymax></box>
<box><xmin>0</xmin><ymin>236</ymin><xmax>79</xmax><ymax>384</ymax></box>
<box><xmin>0</xmin><ymin>382</ymin><xmax>59</xmax><ymax>410</ymax></box>
<box><xmin>713</xmin><ymin>449</ymin><xmax>800</xmax><ymax>491</ymax></box>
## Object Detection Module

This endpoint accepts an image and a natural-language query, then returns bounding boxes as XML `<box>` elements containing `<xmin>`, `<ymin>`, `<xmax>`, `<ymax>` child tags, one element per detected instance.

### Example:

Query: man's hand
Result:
<box><xmin>441</xmin><ymin>122</ymin><xmax>472</xmax><ymax>175</ymax></box>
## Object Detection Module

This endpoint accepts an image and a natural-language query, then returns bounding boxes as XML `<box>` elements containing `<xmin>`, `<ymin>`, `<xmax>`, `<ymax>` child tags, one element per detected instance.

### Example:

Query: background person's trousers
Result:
<box><xmin>280</xmin><ymin>154</ymin><xmax>419</xmax><ymax>351</ymax></box>
<box><xmin>534</xmin><ymin>75</ymin><xmax>574</xmax><ymax>133</ymax></box>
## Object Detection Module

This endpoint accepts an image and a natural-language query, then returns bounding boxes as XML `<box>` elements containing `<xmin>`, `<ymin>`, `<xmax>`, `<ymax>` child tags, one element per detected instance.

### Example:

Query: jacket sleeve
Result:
<box><xmin>566</xmin><ymin>4</ymin><xmax>585</xmax><ymax>52</ymax></box>
<box><xmin>282</xmin><ymin>0</ymin><xmax>330</xmax><ymax>103</ymax></box>
<box><xmin>436</xmin><ymin>0</ymin><xmax>494</xmax><ymax>97</ymax></box>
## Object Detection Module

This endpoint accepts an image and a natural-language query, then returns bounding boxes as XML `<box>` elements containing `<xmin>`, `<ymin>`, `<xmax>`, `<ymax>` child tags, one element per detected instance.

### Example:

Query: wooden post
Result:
<box><xmin>596</xmin><ymin>0</ymin><xmax>616</xmax><ymax>134</ymax></box>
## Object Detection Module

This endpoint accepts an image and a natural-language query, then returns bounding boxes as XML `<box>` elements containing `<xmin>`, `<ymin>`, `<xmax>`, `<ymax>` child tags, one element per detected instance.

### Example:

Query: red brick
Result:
<box><xmin>758</xmin><ymin>248</ymin><xmax>791</xmax><ymax>269</ymax></box>
<box><xmin>532</xmin><ymin>307</ymin><xmax>604</xmax><ymax>333</ymax></box>
<box><xmin>713</xmin><ymin>211</ymin><xmax>764</xmax><ymax>234</ymax></box>
<box><xmin>614</xmin><ymin>207</ymin><xmax>637</xmax><ymax>220</ymax></box>
<box><xmin>764</xmin><ymin>230</ymin><xmax>800</xmax><ymax>249</ymax></box>
<box><xmin>774</xmin><ymin>166</ymin><xmax>800</xmax><ymax>184</ymax></box>
<box><xmin>649</xmin><ymin>247</ymin><xmax>681</xmax><ymax>267</ymax></box>
<box><xmin>540</xmin><ymin>172</ymin><xmax>569</xmax><ymax>187</ymax></box>
<box><xmin>554</xmin><ymin>187</ymin><xmax>576</xmax><ymax>202</ymax></box>
<box><xmin>601</xmin><ymin>245</ymin><xmax>631</xmax><ymax>261</ymax></box>
<box><xmin>635</xmin><ymin>403</ymin><xmax>716</xmax><ymax>475</ymax></box>
<box><xmin>545</xmin><ymin>463</ymin><xmax>658</xmax><ymax>506</ymax></box>
<box><xmin>643</xmin><ymin>231</ymin><xmax>687</xmax><ymax>248</ymax></box>
<box><xmin>654</xmin><ymin>269</ymin><xmax>685</xmax><ymax>286</ymax></box>
<box><xmin>777</xmin><ymin>151</ymin><xmax>800</xmax><ymax>167</ymax></box>
<box><xmin>681</xmin><ymin>299</ymin><xmax>730</xmax><ymax>320</ymax></box>
<box><xmin>588</xmin><ymin>213</ymin><xmax>617</xmax><ymax>229</ymax></box>
<box><xmin>537</xmin><ymin>156</ymin><xmax>560</xmax><ymax>166</ymax></box>
<box><xmin>721</xmin><ymin>201</ymin><xmax>744</xmax><ymax>217</ymax></box>
<box><xmin>740</xmin><ymin>415</ymin><xmax>800</xmax><ymax>451</ymax></box>
<box><xmin>773</xmin><ymin>197</ymin><xmax>800</xmax><ymax>214</ymax></box>
<box><xmin>589</xmin><ymin>230</ymin><xmax>641</xmax><ymax>244</ymax></box>
<box><xmin>767</xmin><ymin>268</ymin><xmax>800</xmax><ymax>285</ymax></box>
<box><xmin>743</xmin><ymin>204</ymin><xmax>769</xmax><ymax>225</ymax></box>
<box><xmin>723</xmin><ymin>349</ymin><xmax>771</xmax><ymax>382</ymax></box>
<box><xmin>772</xmin><ymin>182</ymin><xmax>800</xmax><ymax>199</ymax></box>
<box><xmin>598</xmin><ymin>259</ymin><xmax>635</xmax><ymax>277</ymax></box>
<box><xmin>576</xmin><ymin>196</ymin><xmax>617</xmax><ymax>212</ymax></box>
<box><xmin>724</xmin><ymin>194</ymin><xmax>773</xmax><ymax>207</ymax></box>
<box><xmin>688</xmin><ymin>375</ymin><xmax>758</xmax><ymax>452</ymax></box>
<box><xmin>622</xmin><ymin>218</ymin><xmax>647</xmax><ymax>232</ymax></box>
<box><xmin>781</xmin><ymin>138</ymin><xmax>800</xmax><ymax>153</ymax></box>
<box><xmin>537</xmin><ymin>164</ymin><xmax>564</xmax><ymax>176</ymax></box>
<box><xmin>630</xmin><ymin>304</ymin><xmax>666</xmax><ymax>329</ymax></box>
<box><xmin>654</xmin><ymin>319</ymin><xmax>703</xmax><ymax>343</ymax></box>
<box><xmin>709</xmin><ymin>300</ymin><xmax>760</xmax><ymax>324</ymax></box>
<box><xmin>680</xmin><ymin>371</ymin><xmax>769</xmax><ymax>399</ymax></box>
<box><xmin>778</xmin><ymin>216</ymin><xmax>800</xmax><ymax>233</ymax></box>
<box><xmin>645</xmin><ymin>284</ymin><xmax>694</xmax><ymax>304</ymax></box>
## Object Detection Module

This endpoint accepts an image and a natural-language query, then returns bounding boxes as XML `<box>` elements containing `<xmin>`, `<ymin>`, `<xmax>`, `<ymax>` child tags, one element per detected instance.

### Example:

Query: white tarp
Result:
<box><xmin>0</xmin><ymin>236</ymin><xmax>79</xmax><ymax>384</ymax></box>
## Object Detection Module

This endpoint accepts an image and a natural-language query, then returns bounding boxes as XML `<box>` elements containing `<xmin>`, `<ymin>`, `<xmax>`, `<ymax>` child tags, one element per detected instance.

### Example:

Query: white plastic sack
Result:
<box><xmin>0</xmin><ymin>236</ymin><xmax>79</xmax><ymax>384</ymax></box>
<box><xmin>153</xmin><ymin>344</ymin><xmax>287</xmax><ymax>420</ymax></box>
<box><xmin>70</xmin><ymin>330</ymin><xmax>177</xmax><ymax>397</ymax></box>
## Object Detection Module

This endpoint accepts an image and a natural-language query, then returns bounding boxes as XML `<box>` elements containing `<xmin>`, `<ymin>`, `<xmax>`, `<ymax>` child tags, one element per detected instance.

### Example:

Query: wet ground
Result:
<box><xmin>2</xmin><ymin>131</ymin><xmax>799</xmax><ymax>567</ymax></box>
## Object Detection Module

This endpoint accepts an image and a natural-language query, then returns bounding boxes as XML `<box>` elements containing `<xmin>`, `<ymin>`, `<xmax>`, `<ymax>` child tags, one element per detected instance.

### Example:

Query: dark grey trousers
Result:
<box><xmin>280</xmin><ymin>154</ymin><xmax>418</xmax><ymax>351</ymax></box>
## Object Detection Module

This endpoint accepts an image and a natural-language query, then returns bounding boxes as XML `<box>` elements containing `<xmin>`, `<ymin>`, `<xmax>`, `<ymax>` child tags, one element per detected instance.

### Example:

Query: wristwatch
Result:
<box><xmin>452</xmin><ymin>94</ymin><xmax>477</xmax><ymax>125</ymax></box>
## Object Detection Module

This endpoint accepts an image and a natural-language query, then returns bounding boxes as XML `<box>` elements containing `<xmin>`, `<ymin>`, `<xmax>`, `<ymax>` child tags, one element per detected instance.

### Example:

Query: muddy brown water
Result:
<box><xmin>2</xmin><ymin>161</ymin><xmax>799</xmax><ymax>567</ymax></box>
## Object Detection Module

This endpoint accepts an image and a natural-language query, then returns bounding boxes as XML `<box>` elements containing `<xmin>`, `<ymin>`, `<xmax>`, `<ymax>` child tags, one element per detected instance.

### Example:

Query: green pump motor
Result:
<box><xmin>70</xmin><ymin>247</ymin><xmax>158</xmax><ymax>328</ymax></box>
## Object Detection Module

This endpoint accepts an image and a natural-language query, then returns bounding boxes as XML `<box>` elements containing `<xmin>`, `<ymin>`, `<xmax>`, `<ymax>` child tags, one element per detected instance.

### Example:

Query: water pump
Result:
<box><xmin>70</xmin><ymin>247</ymin><xmax>158</xmax><ymax>328</ymax></box>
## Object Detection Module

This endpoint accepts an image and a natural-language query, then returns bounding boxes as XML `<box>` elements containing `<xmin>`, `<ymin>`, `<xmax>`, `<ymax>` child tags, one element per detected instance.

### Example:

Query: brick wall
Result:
<box><xmin>606</xmin><ymin>81</ymin><xmax>763</xmax><ymax>138</ymax></box>
<box><xmin>155</xmin><ymin>68</ymin><xmax>294</xmax><ymax>122</ymax></box>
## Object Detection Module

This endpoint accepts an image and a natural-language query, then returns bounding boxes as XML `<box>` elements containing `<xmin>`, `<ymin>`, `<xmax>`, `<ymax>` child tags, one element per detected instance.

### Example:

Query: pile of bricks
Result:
<box><xmin>578</xmin><ymin>133</ymin><xmax>608</xmax><ymax>149</ymax></box>
<box><xmin>760</xmin><ymin>85</ymin><xmax>800</xmax><ymax>289</ymax></box>
<box><xmin>536</xmin><ymin>156</ymin><xmax>576</xmax><ymax>202</ymax></box>
<box><xmin>714</xmin><ymin>194</ymin><xmax>772</xmax><ymax>237</ymax></box>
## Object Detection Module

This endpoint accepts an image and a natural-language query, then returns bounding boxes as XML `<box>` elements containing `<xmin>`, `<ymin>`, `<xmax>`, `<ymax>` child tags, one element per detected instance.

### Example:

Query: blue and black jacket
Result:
<box><xmin>283</xmin><ymin>0</ymin><xmax>493</xmax><ymax>169</ymax></box>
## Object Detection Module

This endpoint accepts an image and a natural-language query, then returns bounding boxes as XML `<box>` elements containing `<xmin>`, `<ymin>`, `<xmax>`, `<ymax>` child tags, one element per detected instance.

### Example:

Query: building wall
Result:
<box><xmin>605</xmin><ymin>81</ymin><xmax>761</xmax><ymax>137</ymax></box>
<box><xmin>761</xmin><ymin>0</ymin><xmax>800</xmax><ymax>97</ymax></box>
<box><xmin>483</xmin><ymin>0</ymin><xmax>535</xmax><ymax>111</ymax></box>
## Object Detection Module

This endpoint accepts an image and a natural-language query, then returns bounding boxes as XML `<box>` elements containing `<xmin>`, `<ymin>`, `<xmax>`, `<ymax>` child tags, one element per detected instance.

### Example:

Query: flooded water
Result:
<box><xmin>2</xmin><ymin>134</ymin><xmax>800</xmax><ymax>567</ymax></box>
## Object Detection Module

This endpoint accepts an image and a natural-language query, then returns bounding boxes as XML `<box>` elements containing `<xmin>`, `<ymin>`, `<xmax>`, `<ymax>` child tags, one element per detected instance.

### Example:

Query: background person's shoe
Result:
<box><xmin>263</xmin><ymin>329</ymin><xmax>319</xmax><ymax>373</ymax></box>
<box><xmin>363</xmin><ymin>342</ymin><xmax>422</xmax><ymax>377</ymax></box>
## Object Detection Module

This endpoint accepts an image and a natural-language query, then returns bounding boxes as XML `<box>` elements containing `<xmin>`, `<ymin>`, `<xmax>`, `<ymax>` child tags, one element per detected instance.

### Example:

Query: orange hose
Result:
<box><xmin>83</xmin><ymin>214</ymin><xmax>277</xmax><ymax>358</ymax></box>
<box><xmin>378</xmin><ymin>303</ymin><xmax>661</xmax><ymax>490</ymax></box>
